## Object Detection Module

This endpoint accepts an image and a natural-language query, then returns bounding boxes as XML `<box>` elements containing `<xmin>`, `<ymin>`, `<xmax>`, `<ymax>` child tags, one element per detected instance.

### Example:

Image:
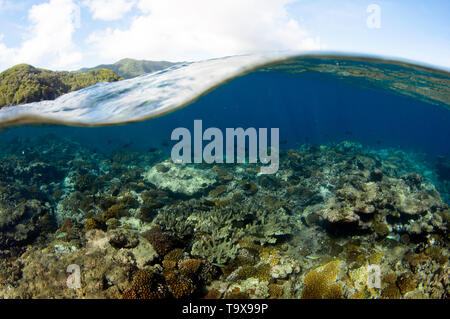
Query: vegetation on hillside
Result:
<box><xmin>0</xmin><ymin>64</ymin><xmax>122</xmax><ymax>108</ymax></box>
<box><xmin>78</xmin><ymin>58</ymin><xmax>176</xmax><ymax>79</ymax></box>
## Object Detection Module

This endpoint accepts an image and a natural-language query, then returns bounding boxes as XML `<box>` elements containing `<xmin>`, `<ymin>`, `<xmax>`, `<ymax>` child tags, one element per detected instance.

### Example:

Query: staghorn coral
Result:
<box><xmin>153</xmin><ymin>207</ymin><xmax>193</xmax><ymax>238</ymax></box>
<box><xmin>191</xmin><ymin>233</ymin><xmax>239</xmax><ymax>265</ymax></box>
<box><xmin>243</xmin><ymin>206</ymin><xmax>294</xmax><ymax>245</ymax></box>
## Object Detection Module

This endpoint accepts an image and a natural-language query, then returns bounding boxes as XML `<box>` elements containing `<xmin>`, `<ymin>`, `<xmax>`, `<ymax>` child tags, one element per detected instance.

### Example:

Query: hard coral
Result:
<box><xmin>380</xmin><ymin>284</ymin><xmax>401</xmax><ymax>299</ymax></box>
<box><xmin>142</xmin><ymin>227</ymin><xmax>181</xmax><ymax>256</ymax></box>
<box><xmin>163</xmin><ymin>271</ymin><xmax>196</xmax><ymax>299</ymax></box>
<box><xmin>74</xmin><ymin>174</ymin><xmax>98</xmax><ymax>193</ymax></box>
<box><xmin>204</xmin><ymin>288</ymin><xmax>222</xmax><ymax>299</ymax></box>
<box><xmin>103</xmin><ymin>204</ymin><xmax>128</xmax><ymax>220</ymax></box>
<box><xmin>178</xmin><ymin>259</ymin><xmax>202</xmax><ymax>278</ymax></box>
<box><xmin>118</xmin><ymin>194</ymin><xmax>139</xmax><ymax>209</ymax></box>
<box><xmin>235</xmin><ymin>264</ymin><xmax>271</xmax><ymax>282</ymax></box>
<box><xmin>396</xmin><ymin>273</ymin><xmax>417</xmax><ymax>295</ymax></box>
<box><xmin>122</xmin><ymin>270</ymin><xmax>168</xmax><ymax>299</ymax></box>
<box><xmin>84</xmin><ymin>217</ymin><xmax>105</xmax><ymax>231</ymax></box>
<box><xmin>268</xmin><ymin>283</ymin><xmax>283</xmax><ymax>298</ymax></box>
<box><xmin>162</xmin><ymin>248</ymin><xmax>184</xmax><ymax>270</ymax></box>
<box><xmin>301</xmin><ymin>261</ymin><xmax>343</xmax><ymax>299</ymax></box>
<box><xmin>209</xmin><ymin>184</ymin><xmax>228</xmax><ymax>198</ymax></box>
<box><xmin>238</xmin><ymin>180</ymin><xmax>258</xmax><ymax>195</ymax></box>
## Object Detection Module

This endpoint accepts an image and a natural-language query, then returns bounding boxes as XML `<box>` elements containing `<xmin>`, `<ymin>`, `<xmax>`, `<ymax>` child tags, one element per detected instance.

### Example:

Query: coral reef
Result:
<box><xmin>0</xmin><ymin>135</ymin><xmax>448</xmax><ymax>299</ymax></box>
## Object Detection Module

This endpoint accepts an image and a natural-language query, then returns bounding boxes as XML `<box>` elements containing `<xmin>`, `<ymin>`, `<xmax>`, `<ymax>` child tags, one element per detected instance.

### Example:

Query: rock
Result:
<box><xmin>130</xmin><ymin>240</ymin><xmax>158</xmax><ymax>268</ymax></box>
<box><xmin>143</xmin><ymin>160</ymin><xmax>217</xmax><ymax>196</ymax></box>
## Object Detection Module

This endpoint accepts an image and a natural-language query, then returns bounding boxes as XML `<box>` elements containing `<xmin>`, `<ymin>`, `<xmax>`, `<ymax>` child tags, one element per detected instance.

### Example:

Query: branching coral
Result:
<box><xmin>191</xmin><ymin>234</ymin><xmax>239</xmax><ymax>265</ymax></box>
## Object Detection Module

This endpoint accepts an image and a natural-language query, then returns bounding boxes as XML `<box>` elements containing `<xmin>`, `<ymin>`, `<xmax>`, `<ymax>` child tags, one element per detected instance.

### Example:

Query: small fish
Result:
<box><xmin>306</xmin><ymin>255</ymin><xmax>320</xmax><ymax>260</ymax></box>
<box><xmin>386</xmin><ymin>235</ymin><xmax>399</xmax><ymax>241</ymax></box>
<box><xmin>280</xmin><ymin>139</ymin><xmax>287</xmax><ymax>145</ymax></box>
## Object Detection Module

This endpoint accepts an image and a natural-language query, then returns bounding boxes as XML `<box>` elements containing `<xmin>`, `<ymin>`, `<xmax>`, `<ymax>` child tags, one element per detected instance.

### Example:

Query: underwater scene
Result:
<box><xmin>0</xmin><ymin>54</ymin><xmax>449</xmax><ymax>299</ymax></box>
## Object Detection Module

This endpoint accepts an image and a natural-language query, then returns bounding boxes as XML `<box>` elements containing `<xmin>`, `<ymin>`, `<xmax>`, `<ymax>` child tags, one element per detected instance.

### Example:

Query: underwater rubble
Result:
<box><xmin>0</xmin><ymin>136</ymin><xmax>448</xmax><ymax>299</ymax></box>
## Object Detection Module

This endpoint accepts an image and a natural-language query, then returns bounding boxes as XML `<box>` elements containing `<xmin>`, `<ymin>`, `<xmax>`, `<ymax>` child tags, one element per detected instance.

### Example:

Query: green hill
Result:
<box><xmin>78</xmin><ymin>58</ymin><xmax>177</xmax><ymax>79</ymax></box>
<box><xmin>0</xmin><ymin>64</ymin><xmax>122</xmax><ymax>108</ymax></box>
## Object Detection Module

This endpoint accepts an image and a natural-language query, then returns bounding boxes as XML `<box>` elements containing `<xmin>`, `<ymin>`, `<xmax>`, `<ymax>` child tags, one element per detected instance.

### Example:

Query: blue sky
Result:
<box><xmin>0</xmin><ymin>0</ymin><xmax>448</xmax><ymax>72</ymax></box>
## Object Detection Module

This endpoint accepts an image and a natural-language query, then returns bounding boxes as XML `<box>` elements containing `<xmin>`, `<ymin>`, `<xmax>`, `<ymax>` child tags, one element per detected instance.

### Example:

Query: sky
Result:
<box><xmin>0</xmin><ymin>0</ymin><xmax>448</xmax><ymax>72</ymax></box>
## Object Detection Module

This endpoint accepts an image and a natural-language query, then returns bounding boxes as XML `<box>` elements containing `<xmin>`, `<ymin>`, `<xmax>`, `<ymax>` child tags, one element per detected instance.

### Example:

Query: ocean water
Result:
<box><xmin>0</xmin><ymin>54</ymin><xmax>449</xmax><ymax>299</ymax></box>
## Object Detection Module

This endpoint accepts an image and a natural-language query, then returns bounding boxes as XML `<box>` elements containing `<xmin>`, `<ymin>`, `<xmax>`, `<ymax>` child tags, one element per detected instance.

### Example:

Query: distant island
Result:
<box><xmin>0</xmin><ymin>58</ymin><xmax>177</xmax><ymax>108</ymax></box>
<box><xmin>77</xmin><ymin>58</ymin><xmax>176</xmax><ymax>79</ymax></box>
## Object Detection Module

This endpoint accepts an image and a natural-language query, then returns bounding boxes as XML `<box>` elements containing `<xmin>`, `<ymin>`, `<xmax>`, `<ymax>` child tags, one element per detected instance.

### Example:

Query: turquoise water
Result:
<box><xmin>0</xmin><ymin>54</ymin><xmax>449</xmax><ymax>299</ymax></box>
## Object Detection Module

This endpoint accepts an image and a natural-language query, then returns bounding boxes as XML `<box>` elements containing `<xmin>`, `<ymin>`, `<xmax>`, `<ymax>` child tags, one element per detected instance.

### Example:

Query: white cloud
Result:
<box><xmin>87</xmin><ymin>0</ymin><xmax>323</xmax><ymax>62</ymax></box>
<box><xmin>83</xmin><ymin>0</ymin><xmax>135</xmax><ymax>21</ymax></box>
<box><xmin>0</xmin><ymin>0</ymin><xmax>82</xmax><ymax>70</ymax></box>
